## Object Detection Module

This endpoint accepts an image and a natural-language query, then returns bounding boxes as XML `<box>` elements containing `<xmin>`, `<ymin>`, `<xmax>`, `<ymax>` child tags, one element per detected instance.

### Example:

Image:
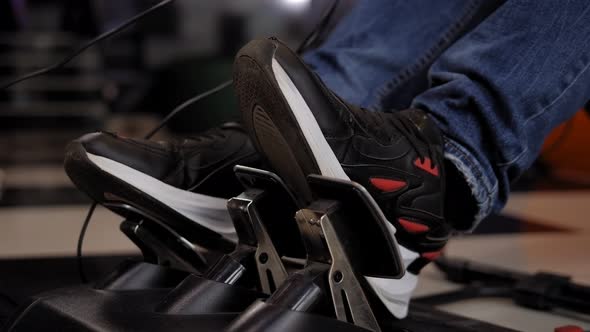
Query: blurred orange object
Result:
<box><xmin>541</xmin><ymin>109</ymin><xmax>590</xmax><ymax>179</ymax></box>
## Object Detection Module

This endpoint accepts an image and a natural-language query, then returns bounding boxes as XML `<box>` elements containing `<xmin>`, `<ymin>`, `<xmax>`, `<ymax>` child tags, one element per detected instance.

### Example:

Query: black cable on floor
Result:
<box><xmin>77</xmin><ymin>202</ymin><xmax>97</xmax><ymax>284</ymax></box>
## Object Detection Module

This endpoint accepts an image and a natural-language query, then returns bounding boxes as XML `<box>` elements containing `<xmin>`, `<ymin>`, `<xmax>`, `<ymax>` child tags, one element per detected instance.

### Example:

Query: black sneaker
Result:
<box><xmin>64</xmin><ymin>123</ymin><xmax>259</xmax><ymax>248</ymax></box>
<box><xmin>234</xmin><ymin>38</ymin><xmax>451</xmax><ymax>318</ymax></box>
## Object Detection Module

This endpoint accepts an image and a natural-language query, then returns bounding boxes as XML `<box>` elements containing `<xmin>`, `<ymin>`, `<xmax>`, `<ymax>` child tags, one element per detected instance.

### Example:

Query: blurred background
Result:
<box><xmin>0</xmin><ymin>0</ymin><xmax>356</xmax><ymax>209</ymax></box>
<box><xmin>0</xmin><ymin>0</ymin><xmax>361</xmax><ymax>319</ymax></box>
<box><xmin>0</xmin><ymin>0</ymin><xmax>587</xmax><ymax>212</ymax></box>
<box><xmin>0</xmin><ymin>0</ymin><xmax>589</xmax><ymax>329</ymax></box>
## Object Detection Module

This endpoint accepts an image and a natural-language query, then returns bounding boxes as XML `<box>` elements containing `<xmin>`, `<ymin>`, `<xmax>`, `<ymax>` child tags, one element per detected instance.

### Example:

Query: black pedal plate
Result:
<box><xmin>307</xmin><ymin>175</ymin><xmax>404</xmax><ymax>279</ymax></box>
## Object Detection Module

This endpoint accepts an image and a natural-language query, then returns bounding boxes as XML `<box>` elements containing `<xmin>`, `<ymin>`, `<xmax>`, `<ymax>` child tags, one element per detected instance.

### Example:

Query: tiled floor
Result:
<box><xmin>502</xmin><ymin>191</ymin><xmax>590</xmax><ymax>232</ymax></box>
<box><xmin>420</xmin><ymin>191</ymin><xmax>590</xmax><ymax>331</ymax></box>
<box><xmin>0</xmin><ymin>205</ymin><xmax>137</xmax><ymax>258</ymax></box>
<box><xmin>417</xmin><ymin>232</ymin><xmax>590</xmax><ymax>331</ymax></box>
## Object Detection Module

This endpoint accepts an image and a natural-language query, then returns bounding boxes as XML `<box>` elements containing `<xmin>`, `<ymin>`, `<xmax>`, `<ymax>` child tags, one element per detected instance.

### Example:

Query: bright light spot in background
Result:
<box><xmin>279</xmin><ymin>0</ymin><xmax>311</xmax><ymax>13</ymax></box>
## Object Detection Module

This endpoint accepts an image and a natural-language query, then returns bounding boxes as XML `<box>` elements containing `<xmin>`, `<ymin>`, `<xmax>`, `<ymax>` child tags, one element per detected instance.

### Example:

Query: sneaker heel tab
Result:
<box><xmin>235</xmin><ymin>38</ymin><xmax>280</xmax><ymax>65</ymax></box>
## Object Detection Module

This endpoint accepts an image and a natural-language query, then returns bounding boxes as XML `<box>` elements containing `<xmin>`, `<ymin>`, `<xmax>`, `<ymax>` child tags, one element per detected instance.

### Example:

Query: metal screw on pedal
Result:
<box><xmin>258</xmin><ymin>253</ymin><xmax>269</xmax><ymax>264</ymax></box>
<box><xmin>295</xmin><ymin>209</ymin><xmax>333</xmax><ymax>264</ymax></box>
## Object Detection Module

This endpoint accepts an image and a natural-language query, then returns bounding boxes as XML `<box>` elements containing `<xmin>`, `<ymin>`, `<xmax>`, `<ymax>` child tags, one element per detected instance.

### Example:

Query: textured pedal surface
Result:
<box><xmin>235</xmin><ymin>50</ymin><xmax>317</xmax><ymax>203</ymax></box>
<box><xmin>252</xmin><ymin>106</ymin><xmax>310</xmax><ymax>202</ymax></box>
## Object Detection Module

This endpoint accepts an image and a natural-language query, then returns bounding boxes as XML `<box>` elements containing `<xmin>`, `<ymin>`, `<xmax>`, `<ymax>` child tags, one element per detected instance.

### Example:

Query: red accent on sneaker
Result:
<box><xmin>422</xmin><ymin>251</ymin><xmax>442</xmax><ymax>261</ymax></box>
<box><xmin>554</xmin><ymin>326</ymin><xmax>584</xmax><ymax>332</ymax></box>
<box><xmin>369</xmin><ymin>178</ymin><xmax>407</xmax><ymax>193</ymax></box>
<box><xmin>398</xmin><ymin>218</ymin><xmax>429</xmax><ymax>234</ymax></box>
<box><xmin>414</xmin><ymin>158</ymin><xmax>439</xmax><ymax>176</ymax></box>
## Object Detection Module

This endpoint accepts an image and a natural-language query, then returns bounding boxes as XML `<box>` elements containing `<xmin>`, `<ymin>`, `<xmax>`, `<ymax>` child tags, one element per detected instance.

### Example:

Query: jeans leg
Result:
<box><xmin>304</xmin><ymin>0</ymin><xmax>503</xmax><ymax>109</ymax></box>
<box><xmin>412</xmin><ymin>0</ymin><xmax>590</xmax><ymax>229</ymax></box>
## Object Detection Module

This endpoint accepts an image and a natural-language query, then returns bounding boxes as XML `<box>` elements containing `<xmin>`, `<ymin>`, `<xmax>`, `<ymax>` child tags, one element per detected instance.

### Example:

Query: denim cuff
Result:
<box><xmin>443</xmin><ymin>138</ymin><xmax>497</xmax><ymax>232</ymax></box>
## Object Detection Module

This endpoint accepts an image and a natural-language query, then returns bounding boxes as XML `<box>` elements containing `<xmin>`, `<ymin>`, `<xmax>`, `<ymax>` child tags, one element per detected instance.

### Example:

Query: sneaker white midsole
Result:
<box><xmin>272</xmin><ymin>58</ymin><xmax>350</xmax><ymax>180</ymax></box>
<box><xmin>365</xmin><ymin>244</ymin><xmax>420</xmax><ymax>319</ymax></box>
<box><xmin>272</xmin><ymin>58</ymin><xmax>417</xmax><ymax>319</ymax></box>
<box><xmin>86</xmin><ymin>152</ymin><xmax>237</xmax><ymax>242</ymax></box>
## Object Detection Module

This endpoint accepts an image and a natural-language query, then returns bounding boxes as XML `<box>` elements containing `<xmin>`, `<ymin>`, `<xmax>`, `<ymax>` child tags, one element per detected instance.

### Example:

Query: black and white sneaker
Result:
<box><xmin>64</xmin><ymin>123</ymin><xmax>259</xmax><ymax>247</ymax></box>
<box><xmin>234</xmin><ymin>38</ymin><xmax>451</xmax><ymax>318</ymax></box>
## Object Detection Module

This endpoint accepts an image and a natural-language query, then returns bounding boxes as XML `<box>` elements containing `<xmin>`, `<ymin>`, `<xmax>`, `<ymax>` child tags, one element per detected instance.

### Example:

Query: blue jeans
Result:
<box><xmin>304</xmin><ymin>0</ymin><xmax>590</xmax><ymax>230</ymax></box>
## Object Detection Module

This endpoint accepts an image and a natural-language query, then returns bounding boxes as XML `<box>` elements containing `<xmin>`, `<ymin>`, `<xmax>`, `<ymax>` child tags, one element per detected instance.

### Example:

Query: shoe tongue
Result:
<box><xmin>347</xmin><ymin>107</ymin><xmax>442</xmax><ymax>147</ymax></box>
<box><xmin>348</xmin><ymin>106</ymin><xmax>403</xmax><ymax>145</ymax></box>
<box><xmin>399</xmin><ymin>109</ymin><xmax>443</xmax><ymax>146</ymax></box>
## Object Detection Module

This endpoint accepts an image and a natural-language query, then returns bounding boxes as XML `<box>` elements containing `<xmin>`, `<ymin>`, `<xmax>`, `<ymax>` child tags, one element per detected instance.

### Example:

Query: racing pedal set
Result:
<box><xmin>3</xmin><ymin>166</ymin><xmax>517</xmax><ymax>332</ymax></box>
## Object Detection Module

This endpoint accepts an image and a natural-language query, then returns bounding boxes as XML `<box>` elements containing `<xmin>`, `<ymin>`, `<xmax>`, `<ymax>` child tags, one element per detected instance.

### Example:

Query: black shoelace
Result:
<box><xmin>331</xmin><ymin>90</ymin><xmax>438</xmax><ymax>170</ymax></box>
<box><xmin>389</xmin><ymin>113</ymin><xmax>437</xmax><ymax>168</ymax></box>
<box><xmin>354</xmin><ymin>108</ymin><xmax>438</xmax><ymax>169</ymax></box>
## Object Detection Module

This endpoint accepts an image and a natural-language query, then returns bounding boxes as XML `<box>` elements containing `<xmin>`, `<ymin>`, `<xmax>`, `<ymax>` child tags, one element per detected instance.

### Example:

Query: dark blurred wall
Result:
<box><xmin>0</xmin><ymin>0</ymin><xmax>18</xmax><ymax>31</ymax></box>
<box><xmin>61</xmin><ymin>0</ymin><xmax>98</xmax><ymax>35</ymax></box>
